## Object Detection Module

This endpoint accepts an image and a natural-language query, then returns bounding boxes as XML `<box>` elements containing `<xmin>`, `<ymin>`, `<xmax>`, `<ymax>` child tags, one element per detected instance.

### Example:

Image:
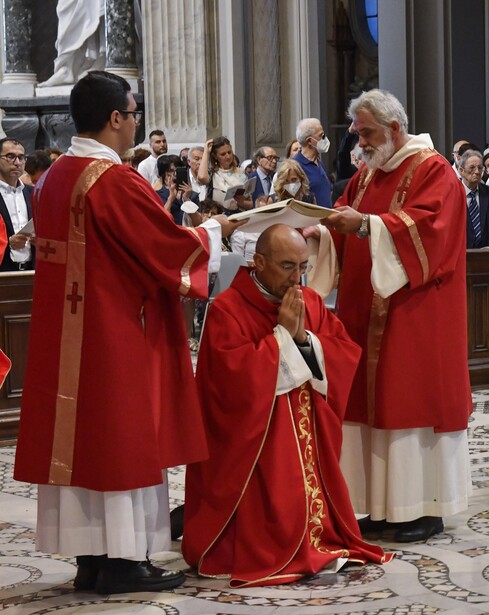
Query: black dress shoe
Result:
<box><xmin>96</xmin><ymin>558</ymin><xmax>185</xmax><ymax>594</ymax></box>
<box><xmin>357</xmin><ymin>516</ymin><xmax>389</xmax><ymax>535</ymax></box>
<box><xmin>74</xmin><ymin>555</ymin><xmax>107</xmax><ymax>591</ymax></box>
<box><xmin>394</xmin><ymin>516</ymin><xmax>444</xmax><ymax>543</ymax></box>
<box><xmin>170</xmin><ymin>504</ymin><xmax>185</xmax><ymax>540</ymax></box>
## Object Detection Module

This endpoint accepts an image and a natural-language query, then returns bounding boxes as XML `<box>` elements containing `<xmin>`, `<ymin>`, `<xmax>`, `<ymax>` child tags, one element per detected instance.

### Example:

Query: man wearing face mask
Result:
<box><xmin>293</xmin><ymin>118</ymin><xmax>332</xmax><ymax>208</ymax></box>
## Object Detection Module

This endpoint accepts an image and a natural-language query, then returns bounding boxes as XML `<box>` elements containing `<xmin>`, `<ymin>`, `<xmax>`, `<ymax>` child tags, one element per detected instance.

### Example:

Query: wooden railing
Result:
<box><xmin>467</xmin><ymin>249</ymin><xmax>489</xmax><ymax>387</ymax></box>
<box><xmin>0</xmin><ymin>272</ymin><xmax>33</xmax><ymax>445</ymax></box>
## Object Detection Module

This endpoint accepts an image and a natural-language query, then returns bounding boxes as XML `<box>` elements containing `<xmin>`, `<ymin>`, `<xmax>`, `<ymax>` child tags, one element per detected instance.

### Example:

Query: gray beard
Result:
<box><xmin>362</xmin><ymin>133</ymin><xmax>396</xmax><ymax>170</ymax></box>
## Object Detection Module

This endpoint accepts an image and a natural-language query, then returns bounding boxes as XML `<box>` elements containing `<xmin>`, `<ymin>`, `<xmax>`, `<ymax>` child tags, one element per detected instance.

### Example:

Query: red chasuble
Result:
<box><xmin>14</xmin><ymin>157</ymin><xmax>210</xmax><ymax>491</ymax></box>
<box><xmin>335</xmin><ymin>150</ymin><xmax>472</xmax><ymax>431</ymax></box>
<box><xmin>182</xmin><ymin>268</ymin><xmax>393</xmax><ymax>587</ymax></box>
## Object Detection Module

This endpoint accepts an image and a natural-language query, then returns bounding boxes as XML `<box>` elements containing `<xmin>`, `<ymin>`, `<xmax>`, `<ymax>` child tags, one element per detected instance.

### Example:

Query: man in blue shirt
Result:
<box><xmin>293</xmin><ymin>118</ymin><xmax>332</xmax><ymax>208</ymax></box>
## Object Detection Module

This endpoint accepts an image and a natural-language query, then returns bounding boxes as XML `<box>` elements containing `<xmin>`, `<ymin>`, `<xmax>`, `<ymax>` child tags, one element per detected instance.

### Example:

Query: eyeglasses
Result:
<box><xmin>260</xmin><ymin>254</ymin><xmax>312</xmax><ymax>275</ymax></box>
<box><xmin>118</xmin><ymin>110</ymin><xmax>143</xmax><ymax>124</ymax></box>
<box><xmin>280</xmin><ymin>262</ymin><xmax>313</xmax><ymax>274</ymax></box>
<box><xmin>0</xmin><ymin>153</ymin><xmax>26</xmax><ymax>163</ymax></box>
<box><xmin>263</xmin><ymin>155</ymin><xmax>280</xmax><ymax>162</ymax></box>
<box><xmin>464</xmin><ymin>165</ymin><xmax>483</xmax><ymax>172</ymax></box>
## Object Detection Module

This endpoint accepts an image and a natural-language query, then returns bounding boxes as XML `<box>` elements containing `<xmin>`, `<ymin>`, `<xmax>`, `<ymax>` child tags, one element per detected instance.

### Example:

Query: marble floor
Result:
<box><xmin>2</xmin><ymin>390</ymin><xmax>489</xmax><ymax>614</ymax></box>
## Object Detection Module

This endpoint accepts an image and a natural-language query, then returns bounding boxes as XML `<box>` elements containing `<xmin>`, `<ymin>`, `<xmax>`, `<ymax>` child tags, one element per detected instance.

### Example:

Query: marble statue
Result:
<box><xmin>38</xmin><ymin>0</ymin><xmax>105</xmax><ymax>88</ymax></box>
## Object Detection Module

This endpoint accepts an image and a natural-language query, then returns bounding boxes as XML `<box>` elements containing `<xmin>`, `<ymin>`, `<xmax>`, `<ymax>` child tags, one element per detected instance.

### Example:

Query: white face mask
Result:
<box><xmin>314</xmin><ymin>135</ymin><xmax>330</xmax><ymax>154</ymax></box>
<box><xmin>284</xmin><ymin>182</ymin><xmax>301</xmax><ymax>196</ymax></box>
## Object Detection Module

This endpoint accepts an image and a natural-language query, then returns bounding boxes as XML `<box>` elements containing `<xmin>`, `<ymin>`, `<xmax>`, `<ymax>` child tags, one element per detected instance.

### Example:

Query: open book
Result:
<box><xmin>222</xmin><ymin>176</ymin><xmax>257</xmax><ymax>204</ymax></box>
<box><xmin>228</xmin><ymin>199</ymin><xmax>334</xmax><ymax>233</ymax></box>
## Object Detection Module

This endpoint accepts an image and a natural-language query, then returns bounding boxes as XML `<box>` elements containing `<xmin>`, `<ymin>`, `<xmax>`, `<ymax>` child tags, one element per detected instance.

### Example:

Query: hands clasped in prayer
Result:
<box><xmin>278</xmin><ymin>285</ymin><xmax>307</xmax><ymax>344</ymax></box>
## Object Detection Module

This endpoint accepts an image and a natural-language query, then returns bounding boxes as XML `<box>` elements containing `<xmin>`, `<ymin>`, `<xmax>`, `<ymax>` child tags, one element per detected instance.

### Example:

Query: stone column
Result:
<box><xmin>251</xmin><ymin>0</ymin><xmax>281</xmax><ymax>145</ymax></box>
<box><xmin>141</xmin><ymin>0</ymin><xmax>221</xmax><ymax>150</ymax></box>
<box><xmin>105</xmin><ymin>0</ymin><xmax>139</xmax><ymax>91</ymax></box>
<box><xmin>0</xmin><ymin>0</ymin><xmax>37</xmax><ymax>96</ymax></box>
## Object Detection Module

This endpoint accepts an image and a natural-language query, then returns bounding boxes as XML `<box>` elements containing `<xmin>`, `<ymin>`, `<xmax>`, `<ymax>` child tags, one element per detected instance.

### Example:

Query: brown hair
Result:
<box><xmin>210</xmin><ymin>136</ymin><xmax>236</xmax><ymax>170</ymax></box>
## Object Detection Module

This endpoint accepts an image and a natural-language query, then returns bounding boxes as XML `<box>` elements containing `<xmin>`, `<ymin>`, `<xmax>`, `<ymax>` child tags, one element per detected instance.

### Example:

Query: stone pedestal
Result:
<box><xmin>0</xmin><ymin>74</ymin><xmax>36</xmax><ymax>98</ymax></box>
<box><xmin>34</xmin><ymin>85</ymin><xmax>71</xmax><ymax>98</ymax></box>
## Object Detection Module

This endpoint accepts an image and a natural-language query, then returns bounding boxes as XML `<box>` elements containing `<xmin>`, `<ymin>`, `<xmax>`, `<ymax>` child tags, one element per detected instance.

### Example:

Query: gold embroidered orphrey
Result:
<box><xmin>46</xmin><ymin>159</ymin><xmax>115</xmax><ymax>484</ymax></box>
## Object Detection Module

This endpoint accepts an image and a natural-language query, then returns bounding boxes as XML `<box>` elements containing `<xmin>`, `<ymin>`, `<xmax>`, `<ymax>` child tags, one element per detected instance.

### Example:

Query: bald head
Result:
<box><xmin>254</xmin><ymin>225</ymin><xmax>309</xmax><ymax>298</ymax></box>
<box><xmin>255</xmin><ymin>224</ymin><xmax>306</xmax><ymax>256</ymax></box>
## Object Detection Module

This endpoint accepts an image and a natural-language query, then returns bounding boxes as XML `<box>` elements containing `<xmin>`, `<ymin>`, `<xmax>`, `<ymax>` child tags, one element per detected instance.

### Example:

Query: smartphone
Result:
<box><xmin>175</xmin><ymin>167</ymin><xmax>189</xmax><ymax>188</ymax></box>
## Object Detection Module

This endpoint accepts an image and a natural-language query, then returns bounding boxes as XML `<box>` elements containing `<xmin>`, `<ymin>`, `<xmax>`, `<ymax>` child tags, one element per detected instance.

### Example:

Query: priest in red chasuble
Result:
<box><xmin>13</xmin><ymin>70</ymin><xmax>242</xmax><ymax>594</ymax></box>
<box><xmin>305</xmin><ymin>89</ymin><xmax>472</xmax><ymax>543</ymax></box>
<box><xmin>183</xmin><ymin>225</ymin><xmax>393</xmax><ymax>587</ymax></box>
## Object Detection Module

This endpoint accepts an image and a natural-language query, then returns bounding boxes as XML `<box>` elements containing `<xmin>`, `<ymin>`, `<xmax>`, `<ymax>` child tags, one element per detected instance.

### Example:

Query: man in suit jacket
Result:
<box><xmin>249</xmin><ymin>146</ymin><xmax>279</xmax><ymax>206</ymax></box>
<box><xmin>0</xmin><ymin>138</ymin><xmax>34</xmax><ymax>271</ymax></box>
<box><xmin>459</xmin><ymin>149</ymin><xmax>489</xmax><ymax>248</ymax></box>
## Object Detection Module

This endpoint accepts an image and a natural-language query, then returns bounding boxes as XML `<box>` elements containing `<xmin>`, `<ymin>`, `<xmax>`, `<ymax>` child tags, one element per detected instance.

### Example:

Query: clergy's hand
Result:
<box><xmin>302</xmin><ymin>225</ymin><xmax>321</xmax><ymax>240</ymax></box>
<box><xmin>323</xmin><ymin>206</ymin><xmax>362</xmax><ymax>234</ymax></box>
<box><xmin>212</xmin><ymin>214</ymin><xmax>248</xmax><ymax>238</ymax></box>
<box><xmin>278</xmin><ymin>285</ymin><xmax>305</xmax><ymax>340</ymax></box>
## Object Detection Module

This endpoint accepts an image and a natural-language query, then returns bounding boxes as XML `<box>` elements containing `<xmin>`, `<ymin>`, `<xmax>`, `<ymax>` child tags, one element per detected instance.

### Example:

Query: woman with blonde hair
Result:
<box><xmin>269</xmin><ymin>158</ymin><xmax>316</xmax><ymax>203</ymax></box>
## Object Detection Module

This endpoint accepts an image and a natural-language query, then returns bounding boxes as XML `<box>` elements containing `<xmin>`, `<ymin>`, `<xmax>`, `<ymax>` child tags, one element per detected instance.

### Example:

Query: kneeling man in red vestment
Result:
<box><xmin>182</xmin><ymin>224</ymin><xmax>393</xmax><ymax>587</ymax></box>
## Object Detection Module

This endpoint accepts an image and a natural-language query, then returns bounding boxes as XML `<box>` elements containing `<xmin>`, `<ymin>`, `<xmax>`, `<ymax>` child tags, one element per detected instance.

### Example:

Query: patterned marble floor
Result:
<box><xmin>2</xmin><ymin>390</ymin><xmax>489</xmax><ymax>614</ymax></box>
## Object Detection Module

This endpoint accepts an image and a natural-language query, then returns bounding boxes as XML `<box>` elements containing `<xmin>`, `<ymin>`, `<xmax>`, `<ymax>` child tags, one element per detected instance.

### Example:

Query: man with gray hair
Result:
<box><xmin>305</xmin><ymin>88</ymin><xmax>472</xmax><ymax>542</ymax></box>
<box><xmin>458</xmin><ymin>148</ymin><xmax>489</xmax><ymax>248</ymax></box>
<box><xmin>187</xmin><ymin>146</ymin><xmax>206</xmax><ymax>202</ymax></box>
<box><xmin>293</xmin><ymin>118</ymin><xmax>332</xmax><ymax>208</ymax></box>
<box><xmin>249</xmin><ymin>146</ymin><xmax>279</xmax><ymax>206</ymax></box>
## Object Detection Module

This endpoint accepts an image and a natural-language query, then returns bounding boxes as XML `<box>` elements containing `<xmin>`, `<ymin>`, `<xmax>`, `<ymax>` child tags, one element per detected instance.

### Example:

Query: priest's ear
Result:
<box><xmin>253</xmin><ymin>252</ymin><xmax>266</xmax><ymax>272</ymax></box>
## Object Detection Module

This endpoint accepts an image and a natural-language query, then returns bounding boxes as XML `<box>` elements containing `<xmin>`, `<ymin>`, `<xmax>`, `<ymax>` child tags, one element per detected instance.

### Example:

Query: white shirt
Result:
<box><xmin>137</xmin><ymin>154</ymin><xmax>158</xmax><ymax>185</ymax></box>
<box><xmin>0</xmin><ymin>179</ymin><xmax>31</xmax><ymax>263</ymax></box>
<box><xmin>189</xmin><ymin>171</ymin><xmax>207</xmax><ymax>202</ymax></box>
<box><xmin>256</xmin><ymin>166</ymin><xmax>272</xmax><ymax>195</ymax></box>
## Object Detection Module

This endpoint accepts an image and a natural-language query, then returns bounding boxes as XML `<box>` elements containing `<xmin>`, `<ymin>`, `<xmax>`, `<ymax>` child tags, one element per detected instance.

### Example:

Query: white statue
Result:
<box><xmin>38</xmin><ymin>0</ymin><xmax>105</xmax><ymax>88</ymax></box>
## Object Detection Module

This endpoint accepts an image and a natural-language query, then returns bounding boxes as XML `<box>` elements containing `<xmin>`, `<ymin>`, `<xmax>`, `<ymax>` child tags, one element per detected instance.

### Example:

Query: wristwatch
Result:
<box><xmin>356</xmin><ymin>213</ymin><xmax>369</xmax><ymax>238</ymax></box>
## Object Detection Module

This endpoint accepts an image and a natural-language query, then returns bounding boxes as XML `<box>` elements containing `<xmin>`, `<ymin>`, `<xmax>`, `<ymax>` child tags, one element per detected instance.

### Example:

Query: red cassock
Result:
<box><xmin>14</xmin><ymin>157</ymin><xmax>210</xmax><ymax>491</ymax></box>
<box><xmin>335</xmin><ymin>150</ymin><xmax>472</xmax><ymax>431</ymax></box>
<box><xmin>182</xmin><ymin>268</ymin><xmax>393</xmax><ymax>587</ymax></box>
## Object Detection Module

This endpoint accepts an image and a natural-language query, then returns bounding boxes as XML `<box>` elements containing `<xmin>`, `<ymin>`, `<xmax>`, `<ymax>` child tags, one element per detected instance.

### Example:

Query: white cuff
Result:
<box><xmin>200</xmin><ymin>218</ymin><xmax>222</xmax><ymax>274</ymax></box>
<box><xmin>369</xmin><ymin>215</ymin><xmax>409</xmax><ymax>298</ymax></box>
